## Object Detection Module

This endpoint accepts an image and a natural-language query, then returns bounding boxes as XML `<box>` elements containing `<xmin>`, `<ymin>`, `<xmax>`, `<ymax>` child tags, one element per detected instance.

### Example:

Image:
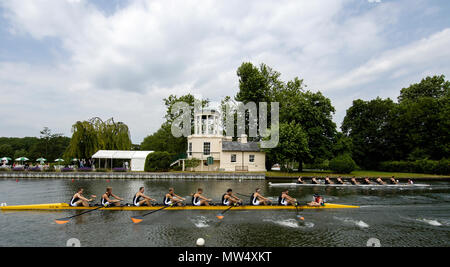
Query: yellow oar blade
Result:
<box><xmin>131</xmin><ymin>216</ymin><xmax>143</xmax><ymax>224</ymax></box>
<box><xmin>55</xmin><ymin>218</ymin><xmax>70</xmax><ymax>225</ymax></box>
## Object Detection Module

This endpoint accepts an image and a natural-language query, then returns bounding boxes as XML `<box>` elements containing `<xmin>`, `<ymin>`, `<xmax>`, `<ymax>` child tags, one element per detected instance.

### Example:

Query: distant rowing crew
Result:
<box><xmin>69</xmin><ymin>187</ymin><xmax>323</xmax><ymax>208</ymax></box>
<box><xmin>297</xmin><ymin>176</ymin><xmax>414</xmax><ymax>185</ymax></box>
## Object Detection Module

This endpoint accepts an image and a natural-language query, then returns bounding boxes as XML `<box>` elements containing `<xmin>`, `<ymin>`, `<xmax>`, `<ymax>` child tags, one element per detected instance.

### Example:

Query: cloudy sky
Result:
<box><xmin>0</xmin><ymin>0</ymin><xmax>449</xmax><ymax>143</ymax></box>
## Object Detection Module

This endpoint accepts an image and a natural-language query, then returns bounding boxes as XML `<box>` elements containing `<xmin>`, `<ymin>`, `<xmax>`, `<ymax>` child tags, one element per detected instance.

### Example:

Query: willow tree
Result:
<box><xmin>65</xmin><ymin>117</ymin><xmax>132</xmax><ymax>159</ymax></box>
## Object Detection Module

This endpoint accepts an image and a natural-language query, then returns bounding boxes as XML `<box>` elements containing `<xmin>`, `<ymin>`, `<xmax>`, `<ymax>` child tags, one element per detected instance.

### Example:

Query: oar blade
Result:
<box><xmin>216</xmin><ymin>214</ymin><xmax>224</xmax><ymax>220</ymax></box>
<box><xmin>55</xmin><ymin>218</ymin><xmax>71</xmax><ymax>225</ymax></box>
<box><xmin>131</xmin><ymin>216</ymin><xmax>144</xmax><ymax>224</ymax></box>
<box><xmin>296</xmin><ymin>215</ymin><xmax>305</xmax><ymax>221</ymax></box>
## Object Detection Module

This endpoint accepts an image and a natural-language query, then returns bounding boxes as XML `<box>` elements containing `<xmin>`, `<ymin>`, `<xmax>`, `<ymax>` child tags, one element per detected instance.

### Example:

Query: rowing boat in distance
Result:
<box><xmin>268</xmin><ymin>182</ymin><xmax>430</xmax><ymax>187</ymax></box>
<box><xmin>0</xmin><ymin>202</ymin><xmax>359</xmax><ymax>211</ymax></box>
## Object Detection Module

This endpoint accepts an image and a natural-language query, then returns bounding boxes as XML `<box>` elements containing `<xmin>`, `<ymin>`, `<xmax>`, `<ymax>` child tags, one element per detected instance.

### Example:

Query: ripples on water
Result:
<box><xmin>0</xmin><ymin>178</ymin><xmax>449</xmax><ymax>247</ymax></box>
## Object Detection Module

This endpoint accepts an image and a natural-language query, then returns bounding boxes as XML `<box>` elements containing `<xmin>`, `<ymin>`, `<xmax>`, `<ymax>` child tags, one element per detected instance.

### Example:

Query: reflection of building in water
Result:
<box><xmin>180</xmin><ymin>109</ymin><xmax>266</xmax><ymax>172</ymax></box>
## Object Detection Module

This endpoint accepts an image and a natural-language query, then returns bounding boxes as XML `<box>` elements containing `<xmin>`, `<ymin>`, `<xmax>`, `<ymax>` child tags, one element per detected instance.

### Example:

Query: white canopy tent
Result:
<box><xmin>91</xmin><ymin>150</ymin><xmax>154</xmax><ymax>171</ymax></box>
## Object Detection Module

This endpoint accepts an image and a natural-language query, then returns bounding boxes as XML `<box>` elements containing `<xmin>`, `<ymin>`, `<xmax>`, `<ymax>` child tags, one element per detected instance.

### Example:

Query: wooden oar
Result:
<box><xmin>54</xmin><ymin>201</ymin><xmax>120</xmax><ymax>225</ymax></box>
<box><xmin>130</xmin><ymin>201</ymin><xmax>181</xmax><ymax>224</ymax></box>
<box><xmin>295</xmin><ymin>203</ymin><xmax>305</xmax><ymax>221</ymax></box>
<box><xmin>216</xmin><ymin>204</ymin><xmax>237</xmax><ymax>220</ymax></box>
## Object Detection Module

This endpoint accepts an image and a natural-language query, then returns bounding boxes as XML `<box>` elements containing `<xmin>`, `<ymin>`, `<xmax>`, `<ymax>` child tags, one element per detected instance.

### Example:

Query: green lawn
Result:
<box><xmin>266</xmin><ymin>170</ymin><xmax>450</xmax><ymax>179</ymax></box>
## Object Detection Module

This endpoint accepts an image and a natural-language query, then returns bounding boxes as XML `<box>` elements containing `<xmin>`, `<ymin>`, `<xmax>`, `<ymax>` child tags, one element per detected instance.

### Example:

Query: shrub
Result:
<box><xmin>379</xmin><ymin>159</ymin><xmax>449</xmax><ymax>175</ymax></box>
<box><xmin>329</xmin><ymin>154</ymin><xmax>357</xmax><ymax>174</ymax></box>
<box><xmin>0</xmin><ymin>168</ymin><xmax>10</xmax><ymax>172</ymax></box>
<box><xmin>112</xmin><ymin>167</ymin><xmax>127</xmax><ymax>172</ymax></box>
<box><xmin>171</xmin><ymin>165</ymin><xmax>182</xmax><ymax>171</ymax></box>
<box><xmin>61</xmin><ymin>167</ymin><xmax>74</xmax><ymax>172</ymax></box>
<box><xmin>436</xmin><ymin>159</ymin><xmax>450</xmax><ymax>175</ymax></box>
<box><xmin>144</xmin><ymin>152</ymin><xmax>174</xmax><ymax>172</ymax></box>
<box><xmin>13</xmin><ymin>167</ymin><xmax>24</xmax><ymax>171</ymax></box>
<box><xmin>95</xmin><ymin>168</ymin><xmax>108</xmax><ymax>172</ymax></box>
<box><xmin>184</xmin><ymin>158</ymin><xmax>201</xmax><ymax>171</ymax></box>
<box><xmin>78</xmin><ymin>167</ymin><xmax>93</xmax><ymax>172</ymax></box>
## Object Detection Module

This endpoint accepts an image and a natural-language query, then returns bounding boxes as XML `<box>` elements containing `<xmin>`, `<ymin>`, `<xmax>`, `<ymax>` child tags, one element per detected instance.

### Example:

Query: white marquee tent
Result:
<box><xmin>91</xmin><ymin>150</ymin><xmax>154</xmax><ymax>171</ymax></box>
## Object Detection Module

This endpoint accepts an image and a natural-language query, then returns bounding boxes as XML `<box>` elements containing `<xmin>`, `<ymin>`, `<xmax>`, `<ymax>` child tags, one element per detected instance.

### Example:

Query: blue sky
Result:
<box><xmin>0</xmin><ymin>0</ymin><xmax>449</xmax><ymax>143</ymax></box>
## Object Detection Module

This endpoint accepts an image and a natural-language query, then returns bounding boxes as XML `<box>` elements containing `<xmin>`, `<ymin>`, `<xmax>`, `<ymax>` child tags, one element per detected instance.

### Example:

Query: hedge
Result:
<box><xmin>329</xmin><ymin>154</ymin><xmax>357</xmax><ymax>174</ymax></box>
<box><xmin>378</xmin><ymin>159</ymin><xmax>449</xmax><ymax>175</ymax></box>
<box><xmin>144</xmin><ymin>152</ymin><xmax>174</xmax><ymax>172</ymax></box>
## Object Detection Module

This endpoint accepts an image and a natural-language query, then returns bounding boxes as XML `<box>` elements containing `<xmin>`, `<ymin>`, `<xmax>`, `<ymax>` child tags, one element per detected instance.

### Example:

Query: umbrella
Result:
<box><xmin>1</xmin><ymin>157</ymin><xmax>12</xmax><ymax>161</ymax></box>
<box><xmin>15</xmin><ymin>157</ymin><xmax>29</xmax><ymax>162</ymax></box>
<box><xmin>55</xmin><ymin>159</ymin><xmax>65</xmax><ymax>162</ymax></box>
<box><xmin>36</xmin><ymin>158</ymin><xmax>47</xmax><ymax>162</ymax></box>
<box><xmin>71</xmin><ymin>158</ymin><xmax>79</xmax><ymax>162</ymax></box>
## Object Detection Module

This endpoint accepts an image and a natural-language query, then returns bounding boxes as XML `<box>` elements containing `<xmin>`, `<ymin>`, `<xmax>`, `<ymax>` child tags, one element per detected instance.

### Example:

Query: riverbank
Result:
<box><xmin>1</xmin><ymin>170</ymin><xmax>448</xmax><ymax>180</ymax></box>
<box><xmin>266</xmin><ymin>170</ymin><xmax>450</xmax><ymax>180</ymax></box>
<box><xmin>0</xmin><ymin>171</ymin><xmax>265</xmax><ymax>180</ymax></box>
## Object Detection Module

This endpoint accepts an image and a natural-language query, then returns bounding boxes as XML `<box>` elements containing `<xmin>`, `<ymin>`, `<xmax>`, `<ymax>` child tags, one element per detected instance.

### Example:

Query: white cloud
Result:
<box><xmin>0</xmin><ymin>0</ymin><xmax>448</xmax><ymax>141</ymax></box>
<box><xmin>323</xmin><ymin>28</ymin><xmax>450</xmax><ymax>91</ymax></box>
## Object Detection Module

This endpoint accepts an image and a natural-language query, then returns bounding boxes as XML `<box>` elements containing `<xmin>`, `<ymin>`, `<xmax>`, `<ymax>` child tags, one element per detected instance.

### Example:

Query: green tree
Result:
<box><xmin>398</xmin><ymin>75</ymin><xmax>449</xmax><ymax>102</ymax></box>
<box><xmin>40</xmin><ymin>127</ymin><xmax>52</xmax><ymax>158</ymax></box>
<box><xmin>272</xmin><ymin>78</ymin><xmax>337</xmax><ymax>169</ymax></box>
<box><xmin>235</xmin><ymin>62</ymin><xmax>273</xmax><ymax>104</ymax></box>
<box><xmin>329</xmin><ymin>154</ymin><xmax>357</xmax><ymax>174</ymax></box>
<box><xmin>391</xmin><ymin>75</ymin><xmax>450</xmax><ymax>160</ymax></box>
<box><xmin>33</xmin><ymin>127</ymin><xmax>69</xmax><ymax>161</ymax></box>
<box><xmin>66</xmin><ymin>117</ymin><xmax>132</xmax><ymax>159</ymax></box>
<box><xmin>0</xmin><ymin>144</ymin><xmax>14</xmax><ymax>158</ymax></box>
<box><xmin>14</xmin><ymin>149</ymin><xmax>28</xmax><ymax>160</ymax></box>
<box><xmin>234</xmin><ymin>63</ymin><xmax>282</xmax><ymax>140</ymax></box>
<box><xmin>141</xmin><ymin>94</ymin><xmax>209</xmax><ymax>156</ymax></box>
<box><xmin>144</xmin><ymin>151</ymin><xmax>174</xmax><ymax>172</ymax></box>
<box><xmin>265</xmin><ymin>122</ymin><xmax>311</xmax><ymax>171</ymax></box>
<box><xmin>141</xmin><ymin>122</ymin><xmax>186</xmax><ymax>154</ymax></box>
<box><xmin>184</xmin><ymin>158</ymin><xmax>201</xmax><ymax>171</ymax></box>
<box><xmin>342</xmin><ymin>97</ymin><xmax>396</xmax><ymax>169</ymax></box>
<box><xmin>234</xmin><ymin>63</ymin><xmax>337</xmax><ymax>169</ymax></box>
<box><xmin>163</xmin><ymin>94</ymin><xmax>209</xmax><ymax>124</ymax></box>
<box><xmin>332</xmin><ymin>132</ymin><xmax>353</xmax><ymax>157</ymax></box>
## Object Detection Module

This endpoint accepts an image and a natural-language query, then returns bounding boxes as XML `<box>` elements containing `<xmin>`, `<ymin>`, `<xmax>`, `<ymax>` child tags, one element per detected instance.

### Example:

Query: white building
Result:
<box><xmin>182</xmin><ymin>109</ymin><xmax>266</xmax><ymax>172</ymax></box>
<box><xmin>91</xmin><ymin>150</ymin><xmax>154</xmax><ymax>171</ymax></box>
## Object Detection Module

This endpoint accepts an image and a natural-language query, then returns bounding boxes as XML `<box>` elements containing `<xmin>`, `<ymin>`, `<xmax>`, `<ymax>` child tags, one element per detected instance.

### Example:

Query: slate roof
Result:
<box><xmin>222</xmin><ymin>141</ymin><xmax>261</xmax><ymax>152</ymax></box>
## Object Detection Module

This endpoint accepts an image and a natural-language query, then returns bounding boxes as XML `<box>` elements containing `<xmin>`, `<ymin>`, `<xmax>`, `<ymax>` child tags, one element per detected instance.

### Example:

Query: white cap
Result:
<box><xmin>196</xmin><ymin>238</ymin><xmax>205</xmax><ymax>247</ymax></box>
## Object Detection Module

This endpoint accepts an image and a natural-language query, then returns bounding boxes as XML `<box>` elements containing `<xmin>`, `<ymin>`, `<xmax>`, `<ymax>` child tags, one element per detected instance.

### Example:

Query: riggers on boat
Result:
<box><xmin>0</xmin><ymin>202</ymin><xmax>359</xmax><ymax>211</ymax></box>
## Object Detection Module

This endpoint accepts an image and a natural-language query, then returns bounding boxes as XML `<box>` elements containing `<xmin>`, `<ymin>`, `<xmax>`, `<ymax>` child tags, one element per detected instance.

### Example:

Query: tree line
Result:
<box><xmin>140</xmin><ymin>62</ymin><xmax>449</xmax><ymax>174</ymax></box>
<box><xmin>0</xmin><ymin>117</ymin><xmax>133</xmax><ymax>165</ymax></box>
<box><xmin>0</xmin><ymin>127</ymin><xmax>70</xmax><ymax>163</ymax></box>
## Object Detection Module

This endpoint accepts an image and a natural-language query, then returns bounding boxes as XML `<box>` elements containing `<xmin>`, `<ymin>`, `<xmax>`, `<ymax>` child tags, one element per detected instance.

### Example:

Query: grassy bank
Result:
<box><xmin>266</xmin><ymin>170</ymin><xmax>450</xmax><ymax>179</ymax></box>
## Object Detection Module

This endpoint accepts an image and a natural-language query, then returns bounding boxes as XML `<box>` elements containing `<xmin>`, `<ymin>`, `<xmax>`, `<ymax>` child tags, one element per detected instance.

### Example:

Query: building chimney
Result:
<box><xmin>240</xmin><ymin>134</ymin><xmax>247</xmax><ymax>144</ymax></box>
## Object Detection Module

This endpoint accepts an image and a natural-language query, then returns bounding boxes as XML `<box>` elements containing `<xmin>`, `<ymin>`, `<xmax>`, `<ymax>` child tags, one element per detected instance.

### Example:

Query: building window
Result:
<box><xmin>203</xmin><ymin>142</ymin><xmax>210</xmax><ymax>155</ymax></box>
<box><xmin>188</xmin><ymin>143</ymin><xmax>192</xmax><ymax>156</ymax></box>
<box><xmin>249</xmin><ymin>155</ymin><xmax>255</xmax><ymax>163</ymax></box>
<box><xmin>231</xmin><ymin>154</ymin><xmax>237</xmax><ymax>162</ymax></box>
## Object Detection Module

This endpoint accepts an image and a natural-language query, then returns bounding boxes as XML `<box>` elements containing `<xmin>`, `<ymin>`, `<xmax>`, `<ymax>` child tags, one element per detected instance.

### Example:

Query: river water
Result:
<box><xmin>0</xmin><ymin>178</ymin><xmax>449</xmax><ymax>247</ymax></box>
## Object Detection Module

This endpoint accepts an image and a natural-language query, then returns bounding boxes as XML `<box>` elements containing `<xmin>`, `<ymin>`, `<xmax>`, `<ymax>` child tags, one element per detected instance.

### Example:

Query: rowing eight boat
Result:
<box><xmin>269</xmin><ymin>182</ymin><xmax>430</xmax><ymax>187</ymax></box>
<box><xmin>0</xmin><ymin>203</ymin><xmax>359</xmax><ymax>211</ymax></box>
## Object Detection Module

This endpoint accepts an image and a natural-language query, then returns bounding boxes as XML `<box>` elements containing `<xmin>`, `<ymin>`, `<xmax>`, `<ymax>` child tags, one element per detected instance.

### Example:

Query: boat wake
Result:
<box><xmin>263</xmin><ymin>218</ymin><xmax>314</xmax><ymax>229</ymax></box>
<box><xmin>189</xmin><ymin>216</ymin><xmax>210</xmax><ymax>228</ymax></box>
<box><xmin>334</xmin><ymin>217</ymin><xmax>369</xmax><ymax>228</ymax></box>
<box><xmin>416</xmin><ymin>218</ymin><xmax>442</xmax><ymax>226</ymax></box>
